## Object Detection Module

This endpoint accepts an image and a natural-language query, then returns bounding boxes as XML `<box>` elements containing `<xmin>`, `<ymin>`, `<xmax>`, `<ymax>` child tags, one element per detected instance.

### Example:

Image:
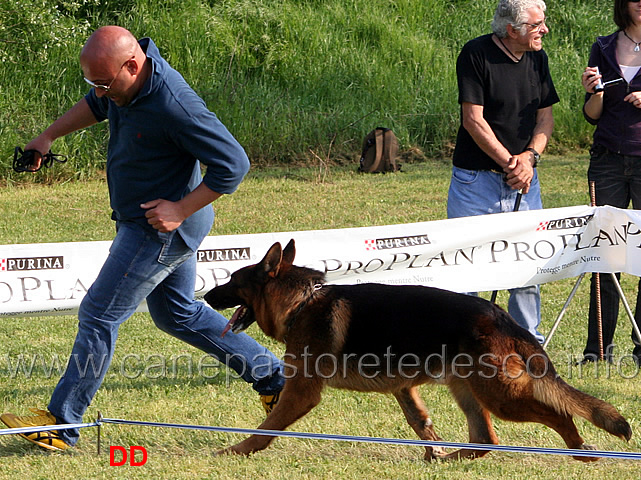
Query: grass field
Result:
<box><xmin>0</xmin><ymin>0</ymin><xmax>614</xmax><ymax>179</ymax></box>
<box><xmin>1</xmin><ymin>156</ymin><xmax>640</xmax><ymax>479</ymax></box>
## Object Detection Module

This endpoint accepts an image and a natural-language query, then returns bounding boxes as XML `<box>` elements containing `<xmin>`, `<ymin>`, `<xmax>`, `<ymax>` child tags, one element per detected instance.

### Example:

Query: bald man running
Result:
<box><xmin>1</xmin><ymin>26</ymin><xmax>284</xmax><ymax>451</ymax></box>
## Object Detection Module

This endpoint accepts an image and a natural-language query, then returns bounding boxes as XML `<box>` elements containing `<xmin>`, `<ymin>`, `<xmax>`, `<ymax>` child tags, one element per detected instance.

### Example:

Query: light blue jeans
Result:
<box><xmin>447</xmin><ymin>167</ymin><xmax>544</xmax><ymax>343</ymax></box>
<box><xmin>49</xmin><ymin>222</ymin><xmax>284</xmax><ymax>445</ymax></box>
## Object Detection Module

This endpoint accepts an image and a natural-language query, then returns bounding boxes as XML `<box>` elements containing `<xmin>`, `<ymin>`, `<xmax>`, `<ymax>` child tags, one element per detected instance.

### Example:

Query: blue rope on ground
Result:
<box><xmin>100</xmin><ymin>417</ymin><xmax>641</xmax><ymax>461</ymax></box>
<box><xmin>0</xmin><ymin>422</ymin><xmax>99</xmax><ymax>436</ymax></box>
<box><xmin>2</xmin><ymin>417</ymin><xmax>639</xmax><ymax>461</ymax></box>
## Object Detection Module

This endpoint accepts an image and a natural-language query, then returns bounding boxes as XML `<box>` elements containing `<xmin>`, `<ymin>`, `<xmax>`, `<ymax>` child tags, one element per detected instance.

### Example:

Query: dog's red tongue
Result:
<box><xmin>221</xmin><ymin>306</ymin><xmax>245</xmax><ymax>338</ymax></box>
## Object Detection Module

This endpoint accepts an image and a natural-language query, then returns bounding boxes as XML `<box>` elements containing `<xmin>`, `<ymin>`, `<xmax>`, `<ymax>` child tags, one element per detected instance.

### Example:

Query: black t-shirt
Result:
<box><xmin>452</xmin><ymin>34</ymin><xmax>559</xmax><ymax>171</ymax></box>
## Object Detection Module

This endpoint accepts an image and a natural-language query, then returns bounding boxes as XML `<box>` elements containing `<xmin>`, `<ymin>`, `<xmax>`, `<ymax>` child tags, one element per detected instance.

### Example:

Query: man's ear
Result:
<box><xmin>506</xmin><ymin>23</ymin><xmax>519</xmax><ymax>40</ymax></box>
<box><xmin>125</xmin><ymin>57</ymin><xmax>140</xmax><ymax>76</ymax></box>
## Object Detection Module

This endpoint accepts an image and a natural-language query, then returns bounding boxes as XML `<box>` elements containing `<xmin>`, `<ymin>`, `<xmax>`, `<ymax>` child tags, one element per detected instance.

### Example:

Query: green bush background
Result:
<box><xmin>1</xmin><ymin>0</ymin><xmax>613</xmax><ymax>181</ymax></box>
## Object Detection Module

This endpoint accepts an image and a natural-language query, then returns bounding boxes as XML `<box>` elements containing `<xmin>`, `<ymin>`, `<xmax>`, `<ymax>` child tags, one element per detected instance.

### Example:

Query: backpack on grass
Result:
<box><xmin>358</xmin><ymin>127</ymin><xmax>401</xmax><ymax>173</ymax></box>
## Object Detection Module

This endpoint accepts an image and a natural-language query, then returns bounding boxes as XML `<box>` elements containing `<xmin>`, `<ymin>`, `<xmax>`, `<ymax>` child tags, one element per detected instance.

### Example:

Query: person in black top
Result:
<box><xmin>448</xmin><ymin>0</ymin><xmax>559</xmax><ymax>343</ymax></box>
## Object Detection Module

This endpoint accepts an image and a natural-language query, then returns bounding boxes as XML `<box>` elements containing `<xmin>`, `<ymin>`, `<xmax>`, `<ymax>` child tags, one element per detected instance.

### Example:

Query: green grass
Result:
<box><xmin>1</xmin><ymin>156</ymin><xmax>641</xmax><ymax>479</ymax></box>
<box><xmin>0</xmin><ymin>0</ymin><xmax>615</xmax><ymax>181</ymax></box>
<box><xmin>1</xmin><ymin>1</ymin><xmax>637</xmax><ymax>477</ymax></box>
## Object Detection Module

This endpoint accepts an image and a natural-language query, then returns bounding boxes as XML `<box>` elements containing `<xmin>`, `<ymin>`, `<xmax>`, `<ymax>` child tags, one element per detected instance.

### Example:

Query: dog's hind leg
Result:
<box><xmin>393</xmin><ymin>386</ymin><xmax>447</xmax><ymax>461</ymax></box>
<box><xmin>481</xmin><ymin>396</ymin><xmax>600</xmax><ymax>462</ymax></box>
<box><xmin>440</xmin><ymin>379</ymin><xmax>499</xmax><ymax>460</ymax></box>
<box><xmin>465</xmin><ymin>369</ymin><xmax>603</xmax><ymax>462</ymax></box>
<box><xmin>516</xmin><ymin>405</ymin><xmax>599</xmax><ymax>462</ymax></box>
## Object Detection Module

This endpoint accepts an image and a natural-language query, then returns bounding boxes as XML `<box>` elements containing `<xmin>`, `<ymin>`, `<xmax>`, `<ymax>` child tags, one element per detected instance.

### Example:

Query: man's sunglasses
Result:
<box><xmin>83</xmin><ymin>58</ymin><xmax>131</xmax><ymax>92</ymax></box>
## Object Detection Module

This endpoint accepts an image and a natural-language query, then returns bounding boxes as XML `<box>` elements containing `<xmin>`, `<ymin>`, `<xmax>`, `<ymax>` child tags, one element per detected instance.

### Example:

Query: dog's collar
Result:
<box><xmin>284</xmin><ymin>283</ymin><xmax>323</xmax><ymax>341</ymax></box>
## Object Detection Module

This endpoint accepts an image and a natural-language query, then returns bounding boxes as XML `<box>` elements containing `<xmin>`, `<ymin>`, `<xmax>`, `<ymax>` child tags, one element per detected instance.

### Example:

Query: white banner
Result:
<box><xmin>2</xmin><ymin>205</ymin><xmax>641</xmax><ymax>317</ymax></box>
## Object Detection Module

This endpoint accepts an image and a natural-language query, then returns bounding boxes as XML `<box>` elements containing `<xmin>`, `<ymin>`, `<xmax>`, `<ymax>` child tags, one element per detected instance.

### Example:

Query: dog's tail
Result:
<box><xmin>533</xmin><ymin>374</ymin><xmax>632</xmax><ymax>441</ymax></box>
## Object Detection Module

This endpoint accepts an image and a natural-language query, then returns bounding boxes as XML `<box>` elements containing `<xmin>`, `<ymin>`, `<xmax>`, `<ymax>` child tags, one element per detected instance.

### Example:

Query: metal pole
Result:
<box><xmin>97</xmin><ymin>411</ymin><xmax>103</xmax><ymax>456</ymax></box>
<box><xmin>610</xmin><ymin>273</ymin><xmax>641</xmax><ymax>346</ymax></box>
<box><xmin>542</xmin><ymin>273</ymin><xmax>585</xmax><ymax>350</ymax></box>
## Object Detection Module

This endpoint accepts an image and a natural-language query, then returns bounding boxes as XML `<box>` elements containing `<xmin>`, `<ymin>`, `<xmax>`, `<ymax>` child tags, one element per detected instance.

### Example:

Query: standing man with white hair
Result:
<box><xmin>447</xmin><ymin>0</ymin><xmax>559</xmax><ymax>343</ymax></box>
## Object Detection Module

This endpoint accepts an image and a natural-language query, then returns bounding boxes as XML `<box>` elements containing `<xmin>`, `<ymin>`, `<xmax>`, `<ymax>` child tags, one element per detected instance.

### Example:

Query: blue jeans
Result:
<box><xmin>447</xmin><ymin>167</ymin><xmax>544</xmax><ymax>343</ymax></box>
<box><xmin>48</xmin><ymin>222</ymin><xmax>284</xmax><ymax>445</ymax></box>
<box><xmin>583</xmin><ymin>146</ymin><xmax>641</xmax><ymax>359</ymax></box>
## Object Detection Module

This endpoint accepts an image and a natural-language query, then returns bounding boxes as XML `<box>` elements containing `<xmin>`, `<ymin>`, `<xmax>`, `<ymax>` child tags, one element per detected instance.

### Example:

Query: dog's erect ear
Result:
<box><xmin>281</xmin><ymin>239</ymin><xmax>296</xmax><ymax>268</ymax></box>
<box><xmin>260</xmin><ymin>242</ymin><xmax>283</xmax><ymax>278</ymax></box>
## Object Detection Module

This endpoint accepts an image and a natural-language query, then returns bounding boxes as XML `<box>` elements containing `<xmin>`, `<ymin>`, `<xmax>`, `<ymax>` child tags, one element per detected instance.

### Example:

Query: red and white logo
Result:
<box><xmin>536</xmin><ymin>221</ymin><xmax>549</xmax><ymax>231</ymax></box>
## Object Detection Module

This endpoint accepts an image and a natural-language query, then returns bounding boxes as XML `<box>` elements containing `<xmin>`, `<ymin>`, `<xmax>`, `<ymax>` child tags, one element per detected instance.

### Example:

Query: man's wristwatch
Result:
<box><xmin>525</xmin><ymin>147</ymin><xmax>540</xmax><ymax>167</ymax></box>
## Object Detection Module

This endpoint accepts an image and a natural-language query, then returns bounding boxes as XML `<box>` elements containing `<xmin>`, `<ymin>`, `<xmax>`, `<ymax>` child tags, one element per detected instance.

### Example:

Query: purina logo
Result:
<box><xmin>536</xmin><ymin>214</ymin><xmax>594</xmax><ymax>232</ymax></box>
<box><xmin>196</xmin><ymin>247</ymin><xmax>250</xmax><ymax>262</ymax></box>
<box><xmin>364</xmin><ymin>234</ymin><xmax>431</xmax><ymax>251</ymax></box>
<box><xmin>1</xmin><ymin>256</ymin><xmax>64</xmax><ymax>271</ymax></box>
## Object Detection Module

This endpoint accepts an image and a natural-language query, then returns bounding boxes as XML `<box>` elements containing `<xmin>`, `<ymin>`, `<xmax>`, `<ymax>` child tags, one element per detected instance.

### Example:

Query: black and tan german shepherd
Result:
<box><xmin>204</xmin><ymin>240</ymin><xmax>631</xmax><ymax>461</ymax></box>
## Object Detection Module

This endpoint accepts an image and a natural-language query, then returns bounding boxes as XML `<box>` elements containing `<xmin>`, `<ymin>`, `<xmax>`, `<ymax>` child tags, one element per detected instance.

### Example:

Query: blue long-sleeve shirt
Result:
<box><xmin>85</xmin><ymin>37</ymin><xmax>250</xmax><ymax>250</ymax></box>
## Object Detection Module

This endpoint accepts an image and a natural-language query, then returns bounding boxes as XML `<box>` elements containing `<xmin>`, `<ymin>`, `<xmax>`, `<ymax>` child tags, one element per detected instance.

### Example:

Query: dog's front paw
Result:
<box><xmin>424</xmin><ymin>446</ymin><xmax>448</xmax><ymax>462</ymax></box>
<box><xmin>572</xmin><ymin>443</ymin><xmax>600</xmax><ymax>462</ymax></box>
<box><xmin>215</xmin><ymin>446</ymin><xmax>241</xmax><ymax>457</ymax></box>
<box><xmin>215</xmin><ymin>444</ymin><xmax>252</xmax><ymax>457</ymax></box>
<box><xmin>214</xmin><ymin>447</ymin><xmax>233</xmax><ymax>457</ymax></box>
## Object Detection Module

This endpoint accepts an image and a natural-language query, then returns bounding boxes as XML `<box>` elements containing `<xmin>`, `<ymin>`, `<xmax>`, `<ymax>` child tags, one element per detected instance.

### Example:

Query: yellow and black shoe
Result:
<box><xmin>1</xmin><ymin>408</ymin><xmax>70</xmax><ymax>451</ymax></box>
<box><xmin>260</xmin><ymin>392</ymin><xmax>281</xmax><ymax>415</ymax></box>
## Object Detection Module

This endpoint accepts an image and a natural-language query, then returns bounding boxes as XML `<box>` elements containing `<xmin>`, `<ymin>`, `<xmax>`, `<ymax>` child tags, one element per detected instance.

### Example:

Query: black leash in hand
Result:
<box><xmin>13</xmin><ymin>146</ymin><xmax>68</xmax><ymax>173</ymax></box>
<box><xmin>490</xmin><ymin>189</ymin><xmax>523</xmax><ymax>304</ymax></box>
